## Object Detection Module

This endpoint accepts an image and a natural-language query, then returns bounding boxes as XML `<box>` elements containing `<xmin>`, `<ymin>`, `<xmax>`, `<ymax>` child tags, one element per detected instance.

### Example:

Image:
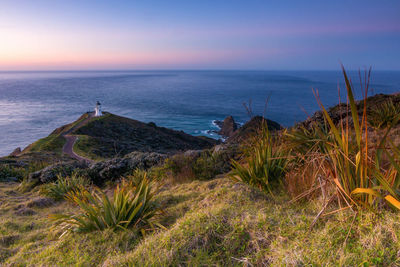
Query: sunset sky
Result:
<box><xmin>0</xmin><ymin>0</ymin><xmax>399</xmax><ymax>70</ymax></box>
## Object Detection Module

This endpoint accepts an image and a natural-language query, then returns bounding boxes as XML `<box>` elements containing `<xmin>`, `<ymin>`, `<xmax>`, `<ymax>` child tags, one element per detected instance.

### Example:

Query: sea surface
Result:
<box><xmin>0</xmin><ymin>70</ymin><xmax>399</xmax><ymax>156</ymax></box>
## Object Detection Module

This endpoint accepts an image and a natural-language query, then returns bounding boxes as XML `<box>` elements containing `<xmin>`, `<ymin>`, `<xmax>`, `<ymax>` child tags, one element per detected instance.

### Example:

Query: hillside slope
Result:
<box><xmin>23</xmin><ymin>112</ymin><xmax>217</xmax><ymax>160</ymax></box>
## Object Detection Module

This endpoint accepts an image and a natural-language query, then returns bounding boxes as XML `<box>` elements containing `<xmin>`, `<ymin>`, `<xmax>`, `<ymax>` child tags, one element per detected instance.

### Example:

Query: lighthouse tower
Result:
<box><xmin>95</xmin><ymin>101</ymin><xmax>102</xmax><ymax>117</ymax></box>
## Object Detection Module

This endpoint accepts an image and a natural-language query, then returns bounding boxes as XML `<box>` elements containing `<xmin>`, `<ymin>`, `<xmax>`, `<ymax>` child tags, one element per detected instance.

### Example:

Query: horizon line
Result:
<box><xmin>0</xmin><ymin>68</ymin><xmax>399</xmax><ymax>72</ymax></box>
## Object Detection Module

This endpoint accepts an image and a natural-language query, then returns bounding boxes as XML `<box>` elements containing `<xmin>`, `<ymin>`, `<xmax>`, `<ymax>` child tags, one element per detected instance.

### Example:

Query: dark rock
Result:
<box><xmin>88</xmin><ymin>152</ymin><xmax>167</xmax><ymax>184</ymax></box>
<box><xmin>228</xmin><ymin>116</ymin><xmax>282</xmax><ymax>143</ymax></box>
<box><xmin>28</xmin><ymin>161</ymin><xmax>88</xmax><ymax>184</ymax></box>
<box><xmin>9</xmin><ymin>147</ymin><xmax>21</xmax><ymax>157</ymax></box>
<box><xmin>218</xmin><ymin>116</ymin><xmax>238</xmax><ymax>138</ymax></box>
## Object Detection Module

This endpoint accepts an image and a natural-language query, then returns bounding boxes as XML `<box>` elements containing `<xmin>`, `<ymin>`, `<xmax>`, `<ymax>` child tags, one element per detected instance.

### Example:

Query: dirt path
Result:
<box><xmin>62</xmin><ymin>112</ymin><xmax>95</xmax><ymax>164</ymax></box>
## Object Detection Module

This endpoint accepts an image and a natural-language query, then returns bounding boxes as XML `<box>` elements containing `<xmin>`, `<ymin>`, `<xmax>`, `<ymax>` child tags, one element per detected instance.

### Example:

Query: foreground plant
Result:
<box><xmin>230</xmin><ymin>126</ymin><xmax>289</xmax><ymax>193</ymax></box>
<box><xmin>51</xmin><ymin>177</ymin><xmax>161</xmax><ymax>236</ymax></box>
<box><xmin>316</xmin><ymin>67</ymin><xmax>400</xmax><ymax>210</ymax></box>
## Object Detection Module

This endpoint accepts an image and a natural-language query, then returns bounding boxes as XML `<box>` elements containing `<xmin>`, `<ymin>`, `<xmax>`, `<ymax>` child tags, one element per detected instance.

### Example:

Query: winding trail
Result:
<box><xmin>62</xmin><ymin>112</ymin><xmax>95</xmax><ymax>164</ymax></box>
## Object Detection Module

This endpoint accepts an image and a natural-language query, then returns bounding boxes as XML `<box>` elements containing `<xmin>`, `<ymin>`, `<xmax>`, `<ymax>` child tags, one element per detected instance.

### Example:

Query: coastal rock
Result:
<box><xmin>28</xmin><ymin>161</ymin><xmax>88</xmax><ymax>184</ymax></box>
<box><xmin>298</xmin><ymin>93</ymin><xmax>400</xmax><ymax>130</ymax></box>
<box><xmin>228</xmin><ymin>116</ymin><xmax>282</xmax><ymax>143</ymax></box>
<box><xmin>9</xmin><ymin>147</ymin><xmax>21</xmax><ymax>157</ymax></box>
<box><xmin>88</xmin><ymin>152</ymin><xmax>167</xmax><ymax>184</ymax></box>
<box><xmin>218</xmin><ymin>116</ymin><xmax>238</xmax><ymax>138</ymax></box>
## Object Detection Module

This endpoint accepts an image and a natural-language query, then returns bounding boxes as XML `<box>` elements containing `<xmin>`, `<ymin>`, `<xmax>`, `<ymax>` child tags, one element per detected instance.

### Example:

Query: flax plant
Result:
<box><xmin>51</xmin><ymin>177</ymin><xmax>161</xmax><ymax>236</ymax></box>
<box><xmin>316</xmin><ymin>67</ymin><xmax>400</xmax><ymax>209</ymax></box>
<box><xmin>230</xmin><ymin>125</ymin><xmax>289</xmax><ymax>194</ymax></box>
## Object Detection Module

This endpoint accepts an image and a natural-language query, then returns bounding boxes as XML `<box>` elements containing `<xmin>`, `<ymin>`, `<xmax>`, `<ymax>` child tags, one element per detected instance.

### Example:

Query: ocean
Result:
<box><xmin>0</xmin><ymin>70</ymin><xmax>399</xmax><ymax>156</ymax></box>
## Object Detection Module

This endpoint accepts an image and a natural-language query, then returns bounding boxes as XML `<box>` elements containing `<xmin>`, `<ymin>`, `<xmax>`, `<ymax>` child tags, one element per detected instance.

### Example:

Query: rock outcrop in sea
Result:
<box><xmin>217</xmin><ymin>116</ymin><xmax>238</xmax><ymax>138</ymax></box>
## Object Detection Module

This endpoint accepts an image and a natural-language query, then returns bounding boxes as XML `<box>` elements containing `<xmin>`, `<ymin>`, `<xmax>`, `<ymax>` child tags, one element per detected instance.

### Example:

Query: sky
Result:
<box><xmin>0</xmin><ymin>0</ymin><xmax>399</xmax><ymax>70</ymax></box>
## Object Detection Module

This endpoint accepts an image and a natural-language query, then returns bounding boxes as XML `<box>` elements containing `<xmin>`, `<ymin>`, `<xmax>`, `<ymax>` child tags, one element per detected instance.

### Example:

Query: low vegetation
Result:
<box><xmin>230</xmin><ymin>127</ymin><xmax>289</xmax><ymax>193</ymax></box>
<box><xmin>40</xmin><ymin>173</ymin><xmax>90</xmax><ymax>200</ymax></box>
<box><xmin>368</xmin><ymin>99</ymin><xmax>400</xmax><ymax>129</ymax></box>
<box><xmin>51</xmin><ymin>177</ymin><xmax>160</xmax><ymax>234</ymax></box>
<box><xmin>160</xmin><ymin>149</ymin><xmax>234</xmax><ymax>182</ymax></box>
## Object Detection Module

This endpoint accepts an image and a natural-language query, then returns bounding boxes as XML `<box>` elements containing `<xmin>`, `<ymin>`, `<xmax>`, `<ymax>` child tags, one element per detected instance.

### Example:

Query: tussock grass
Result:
<box><xmin>50</xmin><ymin>177</ymin><xmax>161</xmax><ymax>234</ymax></box>
<box><xmin>230</xmin><ymin>126</ymin><xmax>289</xmax><ymax>194</ymax></box>
<box><xmin>368</xmin><ymin>99</ymin><xmax>400</xmax><ymax>129</ymax></box>
<box><xmin>40</xmin><ymin>173</ymin><xmax>90</xmax><ymax>200</ymax></box>
<box><xmin>314</xmin><ymin>67</ymin><xmax>400</xmax><ymax>210</ymax></box>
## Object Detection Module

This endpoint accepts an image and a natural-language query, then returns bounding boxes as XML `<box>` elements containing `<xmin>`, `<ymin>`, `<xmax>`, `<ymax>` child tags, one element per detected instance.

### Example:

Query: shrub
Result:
<box><xmin>163</xmin><ymin>154</ymin><xmax>196</xmax><ymax>182</ymax></box>
<box><xmin>0</xmin><ymin>164</ymin><xmax>24</xmax><ymax>181</ymax></box>
<box><xmin>50</xmin><ymin>177</ymin><xmax>161</xmax><ymax>235</ymax></box>
<box><xmin>192</xmin><ymin>151</ymin><xmax>232</xmax><ymax>180</ymax></box>
<box><xmin>230</xmin><ymin>126</ymin><xmax>289</xmax><ymax>193</ymax></box>
<box><xmin>40</xmin><ymin>173</ymin><xmax>90</xmax><ymax>200</ymax></box>
<box><xmin>368</xmin><ymin>99</ymin><xmax>400</xmax><ymax>129</ymax></box>
<box><xmin>161</xmin><ymin>149</ymin><xmax>235</xmax><ymax>182</ymax></box>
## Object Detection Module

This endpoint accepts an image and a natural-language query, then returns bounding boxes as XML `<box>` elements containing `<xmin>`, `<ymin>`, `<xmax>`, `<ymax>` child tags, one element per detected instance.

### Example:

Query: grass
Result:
<box><xmin>2</xmin><ymin>178</ymin><xmax>400</xmax><ymax>265</ymax></box>
<box><xmin>73</xmin><ymin>135</ymin><xmax>106</xmax><ymax>161</ymax></box>
<box><xmin>24</xmin><ymin>134</ymin><xmax>66</xmax><ymax>155</ymax></box>
<box><xmin>50</xmin><ymin>177</ymin><xmax>160</xmax><ymax>234</ymax></box>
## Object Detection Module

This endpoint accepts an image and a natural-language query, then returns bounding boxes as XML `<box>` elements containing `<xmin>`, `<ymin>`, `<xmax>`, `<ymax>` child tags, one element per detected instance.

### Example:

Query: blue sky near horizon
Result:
<box><xmin>0</xmin><ymin>0</ymin><xmax>399</xmax><ymax>70</ymax></box>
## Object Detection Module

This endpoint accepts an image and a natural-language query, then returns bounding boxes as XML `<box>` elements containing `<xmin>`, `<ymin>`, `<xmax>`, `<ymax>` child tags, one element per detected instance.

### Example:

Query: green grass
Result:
<box><xmin>24</xmin><ymin>134</ymin><xmax>66</xmax><ymax>155</ymax></box>
<box><xmin>1</xmin><ymin>178</ymin><xmax>400</xmax><ymax>265</ymax></box>
<box><xmin>73</xmin><ymin>135</ymin><xmax>106</xmax><ymax>161</ymax></box>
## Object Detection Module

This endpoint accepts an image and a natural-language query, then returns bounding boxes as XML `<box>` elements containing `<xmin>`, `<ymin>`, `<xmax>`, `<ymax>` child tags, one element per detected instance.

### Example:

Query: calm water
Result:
<box><xmin>0</xmin><ymin>70</ymin><xmax>399</xmax><ymax>156</ymax></box>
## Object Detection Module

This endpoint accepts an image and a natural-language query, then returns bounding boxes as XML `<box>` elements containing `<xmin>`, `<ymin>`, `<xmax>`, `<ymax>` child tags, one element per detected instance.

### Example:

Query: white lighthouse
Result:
<box><xmin>95</xmin><ymin>101</ymin><xmax>102</xmax><ymax>117</ymax></box>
